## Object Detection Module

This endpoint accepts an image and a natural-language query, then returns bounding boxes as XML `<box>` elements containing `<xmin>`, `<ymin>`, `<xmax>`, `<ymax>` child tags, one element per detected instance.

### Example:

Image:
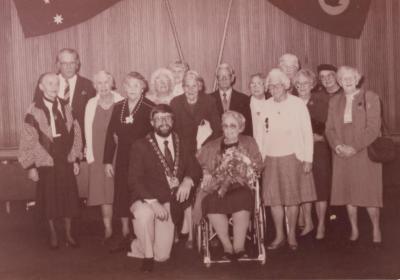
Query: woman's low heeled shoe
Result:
<box><xmin>221</xmin><ymin>252</ymin><xmax>236</xmax><ymax>262</ymax></box>
<box><xmin>234</xmin><ymin>251</ymin><xmax>248</xmax><ymax>259</ymax></box>
<box><xmin>267</xmin><ymin>239</ymin><xmax>286</xmax><ymax>250</ymax></box>
<box><xmin>288</xmin><ymin>243</ymin><xmax>298</xmax><ymax>251</ymax></box>
<box><xmin>65</xmin><ymin>238</ymin><xmax>80</xmax><ymax>248</ymax></box>
<box><xmin>49</xmin><ymin>242</ymin><xmax>59</xmax><ymax>250</ymax></box>
<box><xmin>49</xmin><ymin>236</ymin><xmax>59</xmax><ymax>250</ymax></box>
<box><xmin>372</xmin><ymin>241</ymin><xmax>383</xmax><ymax>250</ymax></box>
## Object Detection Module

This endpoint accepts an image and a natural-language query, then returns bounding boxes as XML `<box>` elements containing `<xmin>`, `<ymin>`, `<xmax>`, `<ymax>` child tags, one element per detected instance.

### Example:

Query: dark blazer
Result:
<box><xmin>128</xmin><ymin>132</ymin><xmax>202</xmax><ymax>204</ymax></box>
<box><xmin>170</xmin><ymin>94</ymin><xmax>222</xmax><ymax>155</ymax></box>
<box><xmin>210</xmin><ymin>89</ymin><xmax>252</xmax><ymax>136</ymax></box>
<box><xmin>70</xmin><ymin>75</ymin><xmax>96</xmax><ymax>147</ymax></box>
<box><xmin>307</xmin><ymin>90</ymin><xmax>330</xmax><ymax>136</ymax></box>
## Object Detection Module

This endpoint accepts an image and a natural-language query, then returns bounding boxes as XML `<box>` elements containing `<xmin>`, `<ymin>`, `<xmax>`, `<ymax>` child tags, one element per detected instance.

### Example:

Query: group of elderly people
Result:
<box><xmin>18</xmin><ymin>48</ymin><xmax>383</xmax><ymax>271</ymax></box>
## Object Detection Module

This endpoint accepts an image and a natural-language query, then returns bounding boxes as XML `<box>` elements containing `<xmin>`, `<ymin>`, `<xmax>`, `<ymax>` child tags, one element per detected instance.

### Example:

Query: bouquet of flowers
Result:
<box><xmin>206</xmin><ymin>146</ymin><xmax>259</xmax><ymax>198</ymax></box>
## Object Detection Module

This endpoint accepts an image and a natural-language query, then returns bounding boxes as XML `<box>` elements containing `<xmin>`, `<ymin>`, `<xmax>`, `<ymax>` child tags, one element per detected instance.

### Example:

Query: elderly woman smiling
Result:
<box><xmin>325</xmin><ymin>66</ymin><xmax>383</xmax><ymax>247</ymax></box>
<box><xmin>260</xmin><ymin>68</ymin><xmax>316</xmax><ymax>251</ymax></box>
<box><xmin>147</xmin><ymin>68</ymin><xmax>175</xmax><ymax>105</ymax></box>
<box><xmin>170</xmin><ymin>70</ymin><xmax>221</xmax><ymax>247</ymax></box>
<box><xmin>293</xmin><ymin>69</ymin><xmax>331</xmax><ymax>240</ymax></box>
<box><xmin>85</xmin><ymin>71</ymin><xmax>123</xmax><ymax>242</ymax></box>
<box><xmin>193</xmin><ymin>111</ymin><xmax>263</xmax><ymax>260</ymax></box>
<box><xmin>103</xmin><ymin>71</ymin><xmax>154</xmax><ymax>252</ymax></box>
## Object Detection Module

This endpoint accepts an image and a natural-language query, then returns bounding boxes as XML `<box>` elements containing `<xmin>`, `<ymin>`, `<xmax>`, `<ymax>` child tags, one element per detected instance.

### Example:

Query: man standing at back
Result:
<box><xmin>56</xmin><ymin>48</ymin><xmax>96</xmax><ymax>149</ymax></box>
<box><xmin>210</xmin><ymin>63</ymin><xmax>252</xmax><ymax>136</ymax></box>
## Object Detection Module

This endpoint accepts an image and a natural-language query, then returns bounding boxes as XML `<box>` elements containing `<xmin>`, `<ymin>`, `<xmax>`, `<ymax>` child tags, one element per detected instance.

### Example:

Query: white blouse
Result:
<box><xmin>43</xmin><ymin>98</ymin><xmax>64</xmax><ymax>138</ymax></box>
<box><xmin>260</xmin><ymin>94</ymin><xmax>313</xmax><ymax>162</ymax></box>
<box><xmin>343</xmin><ymin>90</ymin><xmax>360</xmax><ymax>123</ymax></box>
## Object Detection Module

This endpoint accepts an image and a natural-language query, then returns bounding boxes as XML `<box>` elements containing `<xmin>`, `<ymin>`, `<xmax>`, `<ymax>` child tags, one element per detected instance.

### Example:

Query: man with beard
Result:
<box><xmin>127</xmin><ymin>104</ymin><xmax>201</xmax><ymax>272</ymax></box>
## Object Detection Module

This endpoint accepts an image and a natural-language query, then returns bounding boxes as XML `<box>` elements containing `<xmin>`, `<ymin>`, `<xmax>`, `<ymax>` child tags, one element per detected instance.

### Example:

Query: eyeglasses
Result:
<box><xmin>222</xmin><ymin>123</ymin><xmax>239</xmax><ymax>129</ymax></box>
<box><xmin>217</xmin><ymin>75</ymin><xmax>231</xmax><ymax>81</ymax></box>
<box><xmin>268</xmin><ymin>84</ymin><xmax>284</xmax><ymax>90</ymax></box>
<box><xmin>295</xmin><ymin>82</ymin><xmax>311</xmax><ymax>88</ymax></box>
<box><xmin>59</xmin><ymin>62</ymin><xmax>77</xmax><ymax>67</ymax></box>
<box><xmin>319</xmin><ymin>73</ymin><xmax>335</xmax><ymax>81</ymax></box>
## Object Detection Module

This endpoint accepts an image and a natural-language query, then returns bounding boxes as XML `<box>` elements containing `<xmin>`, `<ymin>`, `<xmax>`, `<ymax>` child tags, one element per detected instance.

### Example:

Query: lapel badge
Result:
<box><xmin>81</xmin><ymin>90</ymin><xmax>87</xmax><ymax>96</ymax></box>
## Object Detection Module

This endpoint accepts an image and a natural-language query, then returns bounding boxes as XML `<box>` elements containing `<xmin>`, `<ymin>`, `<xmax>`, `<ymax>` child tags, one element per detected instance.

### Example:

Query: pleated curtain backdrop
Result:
<box><xmin>0</xmin><ymin>0</ymin><xmax>400</xmax><ymax>147</ymax></box>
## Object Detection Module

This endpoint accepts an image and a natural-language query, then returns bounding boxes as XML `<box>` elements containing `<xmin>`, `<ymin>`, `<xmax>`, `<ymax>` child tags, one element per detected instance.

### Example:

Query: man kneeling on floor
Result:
<box><xmin>127</xmin><ymin>104</ymin><xmax>201</xmax><ymax>272</ymax></box>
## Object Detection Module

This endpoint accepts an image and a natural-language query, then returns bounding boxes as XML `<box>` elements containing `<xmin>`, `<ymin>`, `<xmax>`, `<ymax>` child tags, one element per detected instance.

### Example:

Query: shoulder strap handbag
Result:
<box><xmin>364</xmin><ymin>92</ymin><xmax>396</xmax><ymax>163</ymax></box>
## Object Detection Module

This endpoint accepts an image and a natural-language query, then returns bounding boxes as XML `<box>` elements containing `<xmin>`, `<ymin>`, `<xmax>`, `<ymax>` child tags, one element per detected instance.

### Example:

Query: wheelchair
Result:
<box><xmin>195</xmin><ymin>180</ymin><xmax>267</xmax><ymax>267</ymax></box>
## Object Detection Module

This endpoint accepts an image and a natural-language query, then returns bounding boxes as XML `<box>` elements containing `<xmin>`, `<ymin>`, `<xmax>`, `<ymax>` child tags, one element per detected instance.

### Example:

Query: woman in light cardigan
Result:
<box><xmin>260</xmin><ymin>68</ymin><xmax>316</xmax><ymax>251</ymax></box>
<box><xmin>84</xmin><ymin>71</ymin><xmax>123</xmax><ymax>242</ymax></box>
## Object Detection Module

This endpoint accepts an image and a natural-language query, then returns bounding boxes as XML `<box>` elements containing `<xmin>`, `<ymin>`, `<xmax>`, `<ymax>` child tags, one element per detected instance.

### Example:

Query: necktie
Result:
<box><xmin>222</xmin><ymin>92</ymin><xmax>229</xmax><ymax>112</ymax></box>
<box><xmin>163</xmin><ymin>140</ymin><xmax>174</xmax><ymax>170</ymax></box>
<box><xmin>50</xmin><ymin>99</ymin><xmax>66</xmax><ymax>136</ymax></box>
<box><xmin>64</xmin><ymin>78</ymin><xmax>70</xmax><ymax>104</ymax></box>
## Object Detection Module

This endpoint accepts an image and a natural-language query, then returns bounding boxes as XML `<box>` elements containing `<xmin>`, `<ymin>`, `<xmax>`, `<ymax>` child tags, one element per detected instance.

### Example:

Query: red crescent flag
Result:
<box><xmin>268</xmin><ymin>0</ymin><xmax>371</xmax><ymax>38</ymax></box>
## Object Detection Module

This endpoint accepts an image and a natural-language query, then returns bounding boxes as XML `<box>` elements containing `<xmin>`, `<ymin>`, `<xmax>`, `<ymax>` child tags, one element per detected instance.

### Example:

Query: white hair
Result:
<box><xmin>149</xmin><ymin>68</ymin><xmax>174</xmax><ymax>96</ymax></box>
<box><xmin>92</xmin><ymin>70</ymin><xmax>113</xmax><ymax>84</ymax></box>
<box><xmin>222</xmin><ymin>110</ymin><xmax>246</xmax><ymax>133</ymax></box>
<box><xmin>215</xmin><ymin>63</ymin><xmax>235</xmax><ymax>77</ymax></box>
<box><xmin>182</xmin><ymin>70</ymin><xmax>201</xmax><ymax>86</ymax></box>
<box><xmin>265</xmin><ymin>68</ymin><xmax>291</xmax><ymax>90</ymax></box>
<box><xmin>336</xmin><ymin>66</ymin><xmax>362</xmax><ymax>84</ymax></box>
<box><xmin>293</xmin><ymin>69</ymin><xmax>317</xmax><ymax>88</ymax></box>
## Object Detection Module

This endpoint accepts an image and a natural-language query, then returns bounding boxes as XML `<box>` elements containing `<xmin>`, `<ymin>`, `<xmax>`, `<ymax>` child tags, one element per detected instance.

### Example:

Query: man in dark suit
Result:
<box><xmin>56</xmin><ymin>48</ymin><xmax>96</xmax><ymax>149</ymax></box>
<box><xmin>210</xmin><ymin>63</ymin><xmax>252</xmax><ymax>136</ymax></box>
<box><xmin>128</xmin><ymin>104</ymin><xmax>201</xmax><ymax>272</ymax></box>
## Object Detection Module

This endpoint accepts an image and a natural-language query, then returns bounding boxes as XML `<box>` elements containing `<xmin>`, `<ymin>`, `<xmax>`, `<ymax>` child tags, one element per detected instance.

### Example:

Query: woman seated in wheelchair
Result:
<box><xmin>193</xmin><ymin>110</ymin><xmax>263</xmax><ymax>260</ymax></box>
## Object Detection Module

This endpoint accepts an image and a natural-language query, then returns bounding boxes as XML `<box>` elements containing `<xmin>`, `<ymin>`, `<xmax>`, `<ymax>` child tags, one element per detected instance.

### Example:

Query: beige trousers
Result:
<box><xmin>128</xmin><ymin>200</ymin><xmax>175</xmax><ymax>262</ymax></box>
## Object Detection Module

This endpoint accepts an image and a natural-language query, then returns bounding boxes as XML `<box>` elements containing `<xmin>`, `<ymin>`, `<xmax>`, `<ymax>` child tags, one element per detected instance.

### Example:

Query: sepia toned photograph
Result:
<box><xmin>0</xmin><ymin>0</ymin><xmax>399</xmax><ymax>279</ymax></box>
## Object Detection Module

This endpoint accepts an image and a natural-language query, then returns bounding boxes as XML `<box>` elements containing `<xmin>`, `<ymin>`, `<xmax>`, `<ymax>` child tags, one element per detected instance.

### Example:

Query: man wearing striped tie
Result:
<box><xmin>210</xmin><ymin>63</ymin><xmax>252</xmax><ymax>136</ymax></box>
<box><xmin>56</xmin><ymin>48</ymin><xmax>96</xmax><ymax>152</ymax></box>
<box><xmin>56</xmin><ymin>48</ymin><xmax>96</xmax><ymax>200</ymax></box>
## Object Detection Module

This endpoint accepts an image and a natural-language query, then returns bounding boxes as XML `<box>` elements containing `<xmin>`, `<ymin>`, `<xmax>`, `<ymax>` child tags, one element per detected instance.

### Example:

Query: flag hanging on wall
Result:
<box><xmin>268</xmin><ymin>0</ymin><xmax>371</xmax><ymax>38</ymax></box>
<box><xmin>14</xmin><ymin>0</ymin><xmax>121</xmax><ymax>38</ymax></box>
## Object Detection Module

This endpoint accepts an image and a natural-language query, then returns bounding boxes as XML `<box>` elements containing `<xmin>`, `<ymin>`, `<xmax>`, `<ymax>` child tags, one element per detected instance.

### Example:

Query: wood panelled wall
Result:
<box><xmin>0</xmin><ymin>0</ymin><xmax>399</xmax><ymax>147</ymax></box>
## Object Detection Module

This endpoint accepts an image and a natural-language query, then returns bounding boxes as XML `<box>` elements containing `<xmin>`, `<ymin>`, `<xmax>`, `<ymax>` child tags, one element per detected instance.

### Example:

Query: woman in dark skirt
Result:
<box><xmin>193</xmin><ymin>111</ymin><xmax>263</xmax><ymax>259</ymax></box>
<box><xmin>104</xmin><ymin>72</ymin><xmax>154</xmax><ymax>250</ymax></box>
<box><xmin>19</xmin><ymin>72</ymin><xmax>82</xmax><ymax>249</ymax></box>
<box><xmin>293</xmin><ymin>69</ymin><xmax>331</xmax><ymax>240</ymax></box>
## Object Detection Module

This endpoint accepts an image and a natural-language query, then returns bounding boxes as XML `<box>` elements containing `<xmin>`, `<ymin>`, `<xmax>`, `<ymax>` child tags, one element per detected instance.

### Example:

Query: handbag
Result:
<box><xmin>364</xmin><ymin>92</ymin><xmax>396</xmax><ymax>163</ymax></box>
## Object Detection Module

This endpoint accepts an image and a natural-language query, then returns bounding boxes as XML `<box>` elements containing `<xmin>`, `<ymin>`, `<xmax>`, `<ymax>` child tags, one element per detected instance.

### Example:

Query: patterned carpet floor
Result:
<box><xmin>1</xmin><ymin>186</ymin><xmax>400</xmax><ymax>280</ymax></box>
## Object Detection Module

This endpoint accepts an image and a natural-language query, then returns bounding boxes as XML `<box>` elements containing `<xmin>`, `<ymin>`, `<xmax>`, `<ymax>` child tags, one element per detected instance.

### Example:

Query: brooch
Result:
<box><xmin>125</xmin><ymin>115</ymin><xmax>134</xmax><ymax>124</ymax></box>
<box><xmin>81</xmin><ymin>90</ymin><xmax>87</xmax><ymax>96</ymax></box>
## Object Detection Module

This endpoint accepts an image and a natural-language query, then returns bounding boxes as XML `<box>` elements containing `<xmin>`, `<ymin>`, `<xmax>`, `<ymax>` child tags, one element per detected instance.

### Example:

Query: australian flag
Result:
<box><xmin>13</xmin><ymin>0</ymin><xmax>121</xmax><ymax>38</ymax></box>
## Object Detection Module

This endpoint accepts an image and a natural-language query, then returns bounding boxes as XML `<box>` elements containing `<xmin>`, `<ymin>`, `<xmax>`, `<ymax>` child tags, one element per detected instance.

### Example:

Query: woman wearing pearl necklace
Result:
<box><xmin>104</xmin><ymin>71</ymin><xmax>155</xmax><ymax>252</ymax></box>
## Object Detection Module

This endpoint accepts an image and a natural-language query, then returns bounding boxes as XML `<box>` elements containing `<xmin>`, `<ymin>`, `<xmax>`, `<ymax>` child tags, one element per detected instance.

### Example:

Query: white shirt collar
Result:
<box><xmin>345</xmin><ymin>89</ymin><xmax>360</xmax><ymax>100</ymax></box>
<box><xmin>219</xmin><ymin>88</ymin><xmax>232</xmax><ymax>100</ymax></box>
<box><xmin>43</xmin><ymin>98</ymin><xmax>63</xmax><ymax>137</ymax></box>
<box><xmin>58</xmin><ymin>74</ymin><xmax>78</xmax><ymax>105</ymax></box>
